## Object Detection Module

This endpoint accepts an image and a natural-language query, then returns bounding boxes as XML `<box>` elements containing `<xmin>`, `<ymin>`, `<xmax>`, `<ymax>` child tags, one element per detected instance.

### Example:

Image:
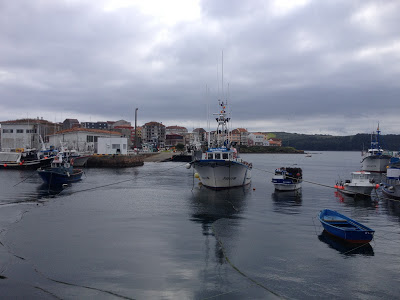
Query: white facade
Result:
<box><xmin>97</xmin><ymin>137</ymin><xmax>128</xmax><ymax>154</ymax></box>
<box><xmin>1</xmin><ymin>124</ymin><xmax>36</xmax><ymax>150</ymax></box>
<box><xmin>48</xmin><ymin>129</ymin><xmax>121</xmax><ymax>153</ymax></box>
<box><xmin>248</xmin><ymin>133</ymin><xmax>268</xmax><ymax>146</ymax></box>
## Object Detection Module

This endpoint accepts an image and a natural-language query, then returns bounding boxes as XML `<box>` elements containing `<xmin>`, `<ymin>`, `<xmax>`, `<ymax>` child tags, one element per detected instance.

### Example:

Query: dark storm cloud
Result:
<box><xmin>1</xmin><ymin>0</ymin><xmax>399</xmax><ymax>134</ymax></box>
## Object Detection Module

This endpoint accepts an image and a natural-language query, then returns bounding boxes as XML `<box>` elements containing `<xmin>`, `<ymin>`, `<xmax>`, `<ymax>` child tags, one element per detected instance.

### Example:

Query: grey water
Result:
<box><xmin>0</xmin><ymin>151</ymin><xmax>400</xmax><ymax>299</ymax></box>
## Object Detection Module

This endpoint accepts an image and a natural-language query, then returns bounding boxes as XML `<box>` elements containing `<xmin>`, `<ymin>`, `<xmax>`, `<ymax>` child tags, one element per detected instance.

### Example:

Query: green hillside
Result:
<box><xmin>271</xmin><ymin>132</ymin><xmax>400</xmax><ymax>151</ymax></box>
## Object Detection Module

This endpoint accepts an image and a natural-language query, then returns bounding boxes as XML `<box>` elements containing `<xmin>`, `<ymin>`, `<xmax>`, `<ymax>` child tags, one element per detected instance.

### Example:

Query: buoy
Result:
<box><xmin>185</xmin><ymin>163</ymin><xmax>191</xmax><ymax>169</ymax></box>
<box><xmin>3</xmin><ymin>164</ymin><xmax>7</xmax><ymax>167</ymax></box>
<box><xmin>253</xmin><ymin>188</ymin><xmax>256</xmax><ymax>191</ymax></box>
<box><xmin>334</xmin><ymin>185</ymin><xmax>338</xmax><ymax>189</ymax></box>
<box><xmin>19</xmin><ymin>162</ymin><xmax>23</xmax><ymax>165</ymax></box>
<box><xmin>375</xmin><ymin>184</ymin><xmax>380</xmax><ymax>189</ymax></box>
<box><xmin>194</xmin><ymin>173</ymin><xmax>199</xmax><ymax>179</ymax></box>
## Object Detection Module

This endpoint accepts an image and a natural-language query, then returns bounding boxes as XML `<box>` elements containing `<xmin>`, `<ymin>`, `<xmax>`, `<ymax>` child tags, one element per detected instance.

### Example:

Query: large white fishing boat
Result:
<box><xmin>361</xmin><ymin>125</ymin><xmax>391</xmax><ymax>173</ymax></box>
<box><xmin>187</xmin><ymin>100</ymin><xmax>252</xmax><ymax>189</ymax></box>
<box><xmin>335</xmin><ymin>171</ymin><xmax>379</xmax><ymax>197</ymax></box>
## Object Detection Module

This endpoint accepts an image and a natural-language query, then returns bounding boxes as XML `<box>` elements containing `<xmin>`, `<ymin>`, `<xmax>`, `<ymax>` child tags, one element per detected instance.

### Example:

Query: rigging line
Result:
<box><xmin>58</xmin><ymin>162</ymin><xmax>189</xmax><ymax>196</ymax></box>
<box><xmin>12</xmin><ymin>170</ymin><xmax>38</xmax><ymax>187</ymax></box>
<box><xmin>211</xmin><ymin>224</ymin><xmax>285</xmax><ymax>299</ymax></box>
<box><xmin>200</xmin><ymin>283</ymin><xmax>259</xmax><ymax>300</ymax></box>
<box><xmin>341</xmin><ymin>242</ymin><xmax>372</xmax><ymax>255</ymax></box>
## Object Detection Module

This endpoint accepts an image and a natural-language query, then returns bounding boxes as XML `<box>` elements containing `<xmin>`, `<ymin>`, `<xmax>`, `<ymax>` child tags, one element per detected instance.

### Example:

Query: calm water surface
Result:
<box><xmin>0</xmin><ymin>151</ymin><xmax>399</xmax><ymax>299</ymax></box>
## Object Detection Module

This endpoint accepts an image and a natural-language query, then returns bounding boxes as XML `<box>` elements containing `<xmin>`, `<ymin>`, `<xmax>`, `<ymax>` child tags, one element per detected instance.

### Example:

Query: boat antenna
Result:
<box><xmin>221</xmin><ymin>50</ymin><xmax>224</xmax><ymax>101</ymax></box>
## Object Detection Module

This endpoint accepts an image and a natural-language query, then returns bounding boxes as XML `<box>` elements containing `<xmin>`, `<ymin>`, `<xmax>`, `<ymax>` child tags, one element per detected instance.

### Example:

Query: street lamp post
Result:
<box><xmin>134</xmin><ymin>108</ymin><xmax>138</xmax><ymax>154</ymax></box>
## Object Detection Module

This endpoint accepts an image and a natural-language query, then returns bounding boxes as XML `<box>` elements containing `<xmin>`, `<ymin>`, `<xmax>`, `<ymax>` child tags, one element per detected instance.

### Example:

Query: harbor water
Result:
<box><xmin>1</xmin><ymin>151</ymin><xmax>400</xmax><ymax>299</ymax></box>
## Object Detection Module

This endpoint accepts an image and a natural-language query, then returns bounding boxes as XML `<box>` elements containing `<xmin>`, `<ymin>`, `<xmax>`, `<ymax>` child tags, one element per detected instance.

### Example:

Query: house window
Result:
<box><xmin>123</xmin><ymin>144</ymin><xmax>127</xmax><ymax>149</ymax></box>
<box><xmin>215</xmin><ymin>153</ymin><xmax>221</xmax><ymax>159</ymax></box>
<box><xmin>223</xmin><ymin>153</ymin><xmax>228</xmax><ymax>159</ymax></box>
<box><xmin>112</xmin><ymin>144</ymin><xmax>120</xmax><ymax>149</ymax></box>
<box><xmin>94</xmin><ymin>136</ymin><xmax>98</xmax><ymax>142</ymax></box>
<box><xmin>17</xmin><ymin>129</ymin><xmax>24</xmax><ymax>133</ymax></box>
<box><xmin>2</xmin><ymin>129</ymin><xmax>13</xmax><ymax>133</ymax></box>
<box><xmin>87</xmin><ymin>136</ymin><xmax>94</xmax><ymax>142</ymax></box>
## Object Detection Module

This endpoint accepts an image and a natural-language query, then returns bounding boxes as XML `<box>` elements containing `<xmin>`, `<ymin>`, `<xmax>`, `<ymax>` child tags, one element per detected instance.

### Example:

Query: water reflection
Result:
<box><xmin>189</xmin><ymin>186</ymin><xmax>249</xmax><ymax>265</ymax></box>
<box><xmin>189</xmin><ymin>186</ymin><xmax>249</xmax><ymax>236</ymax></box>
<box><xmin>272</xmin><ymin>190</ymin><xmax>302</xmax><ymax>215</ymax></box>
<box><xmin>334</xmin><ymin>191</ymin><xmax>378</xmax><ymax>209</ymax></box>
<box><xmin>318</xmin><ymin>230</ymin><xmax>374</xmax><ymax>256</ymax></box>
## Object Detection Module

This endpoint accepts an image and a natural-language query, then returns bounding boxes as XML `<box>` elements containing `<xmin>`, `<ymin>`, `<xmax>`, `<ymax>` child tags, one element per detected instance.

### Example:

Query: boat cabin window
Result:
<box><xmin>222</xmin><ymin>153</ymin><xmax>228</xmax><ymax>159</ymax></box>
<box><xmin>207</xmin><ymin>153</ymin><xmax>213</xmax><ymax>159</ymax></box>
<box><xmin>215</xmin><ymin>153</ymin><xmax>221</xmax><ymax>159</ymax></box>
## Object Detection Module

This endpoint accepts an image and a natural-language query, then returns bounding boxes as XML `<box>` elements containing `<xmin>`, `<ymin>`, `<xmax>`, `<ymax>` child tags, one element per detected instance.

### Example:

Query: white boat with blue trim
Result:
<box><xmin>187</xmin><ymin>100</ymin><xmax>252</xmax><ymax>189</ymax></box>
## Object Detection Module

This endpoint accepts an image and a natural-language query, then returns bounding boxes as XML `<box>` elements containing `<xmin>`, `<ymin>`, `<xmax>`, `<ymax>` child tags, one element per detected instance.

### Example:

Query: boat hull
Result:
<box><xmin>273</xmin><ymin>182</ymin><xmax>302</xmax><ymax>191</ymax></box>
<box><xmin>381</xmin><ymin>183</ymin><xmax>400</xmax><ymax>200</ymax></box>
<box><xmin>0</xmin><ymin>157</ymin><xmax>53</xmax><ymax>170</ymax></box>
<box><xmin>361</xmin><ymin>156</ymin><xmax>391</xmax><ymax>173</ymax></box>
<box><xmin>37</xmin><ymin>169</ymin><xmax>83</xmax><ymax>185</ymax></box>
<box><xmin>192</xmin><ymin>160</ymin><xmax>251</xmax><ymax>189</ymax></box>
<box><xmin>318</xmin><ymin>209</ymin><xmax>374</xmax><ymax>243</ymax></box>
<box><xmin>338</xmin><ymin>185</ymin><xmax>374</xmax><ymax>197</ymax></box>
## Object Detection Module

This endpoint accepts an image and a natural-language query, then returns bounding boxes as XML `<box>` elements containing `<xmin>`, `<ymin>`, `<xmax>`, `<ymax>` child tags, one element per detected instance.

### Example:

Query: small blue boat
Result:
<box><xmin>318</xmin><ymin>209</ymin><xmax>374</xmax><ymax>243</ymax></box>
<box><xmin>37</xmin><ymin>154</ymin><xmax>83</xmax><ymax>185</ymax></box>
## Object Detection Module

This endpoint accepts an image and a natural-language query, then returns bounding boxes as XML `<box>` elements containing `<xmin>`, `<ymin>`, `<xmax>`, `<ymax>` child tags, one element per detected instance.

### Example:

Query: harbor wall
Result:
<box><xmin>86</xmin><ymin>154</ymin><xmax>144</xmax><ymax>168</ymax></box>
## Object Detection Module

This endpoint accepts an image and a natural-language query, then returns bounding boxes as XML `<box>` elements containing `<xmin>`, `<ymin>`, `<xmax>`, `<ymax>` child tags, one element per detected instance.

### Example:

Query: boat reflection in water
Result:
<box><xmin>189</xmin><ymin>186</ymin><xmax>249</xmax><ymax>264</ymax></box>
<box><xmin>318</xmin><ymin>230</ymin><xmax>374</xmax><ymax>256</ymax></box>
<box><xmin>189</xmin><ymin>186</ymin><xmax>249</xmax><ymax>235</ymax></box>
<box><xmin>272</xmin><ymin>190</ymin><xmax>302</xmax><ymax>215</ymax></box>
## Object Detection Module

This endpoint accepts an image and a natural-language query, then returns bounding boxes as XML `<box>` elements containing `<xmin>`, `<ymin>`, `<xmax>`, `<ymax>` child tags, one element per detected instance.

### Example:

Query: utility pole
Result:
<box><xmin>134</xmin><ymin>108</ymin><xmax>138</xmax><ymax>154</ymax></box>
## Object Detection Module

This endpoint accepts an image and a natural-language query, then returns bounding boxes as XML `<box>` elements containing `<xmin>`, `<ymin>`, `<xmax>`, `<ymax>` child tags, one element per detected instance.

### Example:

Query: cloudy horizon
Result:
<box><xmin>1</xmin><ymin>0</ymin><xmax>399</xmax><ymax>136</ymax></box>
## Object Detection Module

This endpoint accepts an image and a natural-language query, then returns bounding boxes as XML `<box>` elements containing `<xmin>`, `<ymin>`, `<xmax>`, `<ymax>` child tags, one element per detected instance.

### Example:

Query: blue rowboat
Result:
<box><xmin>318</xmin><ymin>209</ymin><xmax>374</xmax><ymax>243</ymax></box>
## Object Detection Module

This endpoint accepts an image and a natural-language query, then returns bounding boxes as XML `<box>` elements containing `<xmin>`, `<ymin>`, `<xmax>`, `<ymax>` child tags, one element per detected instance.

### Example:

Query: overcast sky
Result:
<box><xmin>1</xmin><ymin>0</ymin><xmax>399</xmax><ymax>135</ymax></box>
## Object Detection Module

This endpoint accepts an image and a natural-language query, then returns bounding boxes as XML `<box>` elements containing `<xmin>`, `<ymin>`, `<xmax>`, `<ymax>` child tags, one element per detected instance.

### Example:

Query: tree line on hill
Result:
<box><xmin>271</xmin><ymin>132</ymin><xmax>400</xmax><ymax>151</ymax></box>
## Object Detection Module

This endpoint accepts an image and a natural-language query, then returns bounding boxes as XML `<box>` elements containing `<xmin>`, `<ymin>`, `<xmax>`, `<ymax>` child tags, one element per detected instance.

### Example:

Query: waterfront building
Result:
<box><xmin>248</xmin><ymin>132</ymin><xmax>268</xmax><ymax>146</ymax></box>
<box><xmin>268</xmin><ymin>138</ymin><xmax>282</xmax><ymax>147</ymax></box>
<box><xmin>0</xmin><ymin>118</ymin><xmax>62</xmax><ymax>151</ymax></box>
<box><xmin>97</xmin><ymin>137</ymin><xmax>128</xmax><ymax>155</ymax></box>
<box><xmin>48</xmin><ymin>127</ymin><xmax>121</xmax><ymax>153</ymax></box>
<box><xmin>231</xmin><ymin>128</ymin><xmax>249</xmax><ymax>146</ymax></box>
<box><xmin>142</xmin><ymin>121</ymin><xmax>166</xmax><ymax>149</ymax></box>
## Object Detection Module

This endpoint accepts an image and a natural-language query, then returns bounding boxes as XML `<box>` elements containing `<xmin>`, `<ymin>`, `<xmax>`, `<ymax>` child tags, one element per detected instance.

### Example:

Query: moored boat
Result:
<box><xmin>335</xmin><ymin>171</ymin><xmax>379</xmax><ymax>197</ymax></box>
<box><xmin>37</xmin><ymin>154</ymin><xmax>83</xmax><ymax>185</ymax></box>
<box><xmin>380</xmin><ymin>157</ymin><xmax>400</xmax><ymax>200</ymax></box>
<box><xmin>187</xmin><ymin>100</ymin><xmax>252</xmax><ymax>189</ymax></box>
<box><xmin>318</xmin><ymin>209</ymin><xmax>374</xmax><ymax>243</ymax></box>
<box><xmin>361</xmin><ymin>125</ymin><xmax>391</xmax><ymax>173</ymax></box>
<box><xmin>272</xmin><ymin>167</ymin><xmax>302</xmax><ymax>191</ymax></box>
<box><xmin>0</xmin><ymin>149</ymin><xmax>53</xmax><ymax>169</ymax></box>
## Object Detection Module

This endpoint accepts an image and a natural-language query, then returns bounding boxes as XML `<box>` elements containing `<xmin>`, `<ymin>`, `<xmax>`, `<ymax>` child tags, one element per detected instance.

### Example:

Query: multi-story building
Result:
<box><xmin>48</xmin><ymin>127</ymin><xmax>121</xmax><ymax>153</ymax></box>
<box><xmin>248</xmin><ymin>132</ymin><xmax>268</xmax><ymax>146</ymax></box>
<box><xmin>231</xmin><ymin>128</ymin><xmax>249</xmax><ymax>146</ymax></box>
<box><xmin>81</xmin><ymin>121</ymin><xmax>109</xmax><ymax>130</ymax></box>
<box><xmin>166</xmin><ymin>125</ymin><xmax>188</xmax><ymax>135</ymax></box>
<box><xmin>165</xmin><ymin>134</ymin><xmax>184</xmax><ymax>147</ymax></box>
<box><xmin>142</xmin><ymin>121</ymin><xmax>166</xmax><ymax>148</ymax></box>
<box><xmin>0</xmin><ymin>118</ymin><xmax>62</xmax><ymax>151</ymax></box>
